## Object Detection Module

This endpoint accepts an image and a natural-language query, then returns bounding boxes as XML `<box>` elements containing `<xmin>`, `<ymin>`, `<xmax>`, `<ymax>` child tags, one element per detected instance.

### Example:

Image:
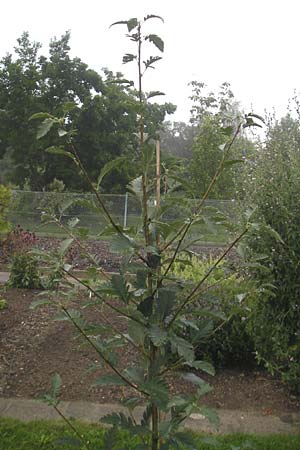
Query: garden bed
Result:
<box><xmin>0</xmin><ymin>287</ymin><xmax>299</xmax><ymax>415</ymax></box>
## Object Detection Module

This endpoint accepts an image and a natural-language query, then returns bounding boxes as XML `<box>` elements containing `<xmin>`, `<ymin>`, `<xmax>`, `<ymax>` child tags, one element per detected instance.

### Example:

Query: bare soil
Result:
<box><xmin>0</xmin><ymin>287</ymin><xmax>299</xmax><ymax>415</ymax></box>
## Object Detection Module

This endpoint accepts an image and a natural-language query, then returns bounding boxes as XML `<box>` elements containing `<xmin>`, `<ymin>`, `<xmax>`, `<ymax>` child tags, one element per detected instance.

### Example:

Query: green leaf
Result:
<box><xmin>29</xmin><ymin>112</ymin><xmax>53</xmax><ymax>121</ymax></box>
<box><xmin>37</xmin><ymin>118</ymin><xmax>55</xmax><ymax>139</ymax></box>
<box><xmin>53</xmin><ymin>437</ymin><xmax>81</xmax><ymax>448</ymax></box>
<box><xmin>127</xmin><ymin>320</ymin><xmax>145</xmax><ymax>346</ymax></box>
<box><xmin>141</xmin><ymin>378</ymin><xmax>169</xmax><ymax>409</ymax></box>
<box><xmin>198</xmin><ymin>405</ymin><xmax>220</xmax><ymax>429</ymax></box>
<box><xmin>156</xmin><ymin>288</ymin><xmax>177</xmax><ymax>320</ymax></box>
<box><xmin>45</xmin><ymin>146</ymin><xmax>77</xmax><ymax>162</ymax></box>
<box><xmin>62</xmin><ymin>101</ymin><xmax>77</xmax><ymax>114</ymax></box>
<box><xmin>59</xmin><ymin>238</ymin><xmax>73</xmax><ymax>254</ymax></box>
<box><xmin>127</xmin><ymin>18</ymin><xmax>138</xmax><ymax>32</ymax></box>
<box><xmin>171</xmin><ymin>335</ymin><xmax>194</xmax><ymax>362</ymax></box>
<box><xmin>57</xmin><ymin>128</ymin><xmax>68</xmax><ymax>137</ymax></box>
<box><xmin>148</xmin><ymin>324</ymin><xmax>168</xmax><ymax>346</ymax></box>
<box><xmin>111</xmin><ymin>274</ymin><xmax>131</xmax><ymax>304</ymax></box>
<box><xmin>93</xmin><ymin>374</ymin><xmax>127</xmax><ymax>386</ymax></box>
<box><xmin>51</xmin><ymin>373</ymin><xmax>62</xmax><ymax>399</ymax></box>
<box><xmin>123</xmin><ymin>366</ymin><xmax>145</xmax><ymax>384</ymax></box>
<box><xmin>146</xmin><ymin>91</ymin><xmax>165</xmax><ymax>100</ymax></box>
<box><xmin>138</xmin><ymin>296</ymin><xmax>153</xmax><ymax>317</ymax></box>
<box><xmin>96</xmin><ymin>156</ymin><xmax>126</xmax><ymax>189</ymax></box>
<box><xmin>146</xmin><ymin>34</ymin><xmax>164</xmax><ymax>52</ymax></box>
<box><xmin>224</xmin><ymin>159</ymin><xmax>245</xmax><ymax>167</ymax></box>
<box><xmin>186</xmin><ymin>360</ymin><xmax>215</xmax><ymax>376</ymax></box>
<box><xmin>68</xmin><ymin>217</ymin><xmax>79</xmax><ymax>228</ymax></box>
<box><xmin>181</xmin><ymin>372</ymin><xmax>205</xmax><ymax>385</ymax></box>
<box><xmin>30</xmin><ymin>298</ymin><xmax>52</xmax><ymax>309</ymax></box>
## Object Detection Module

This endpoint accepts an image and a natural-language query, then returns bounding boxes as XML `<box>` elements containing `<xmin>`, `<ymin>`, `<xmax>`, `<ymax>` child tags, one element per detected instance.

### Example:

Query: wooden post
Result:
<box><xmin>156</xmin><ymin>139</ymin><xmax>161</xmax><ymax>246</ymax></box>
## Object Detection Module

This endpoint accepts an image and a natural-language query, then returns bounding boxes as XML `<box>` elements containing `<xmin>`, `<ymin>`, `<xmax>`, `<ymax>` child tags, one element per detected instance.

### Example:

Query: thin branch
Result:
<box><xmin>60</xmin><ymin>268</ymin><xmax>144</xmax><ymax>326</ymax></box>
<box><xmin>168</xmin><ymin>227</ymin><xmax>248</xmax><ymax>327</ymax></box>
<box><xmin>60</xmin><ymin>305</ymin><xmax>149</xmax><ymax>396</ymax></box>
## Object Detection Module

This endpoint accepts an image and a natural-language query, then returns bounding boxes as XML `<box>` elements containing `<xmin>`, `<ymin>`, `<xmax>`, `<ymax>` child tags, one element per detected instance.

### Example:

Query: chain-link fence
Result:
<box><xmin>7</xmin><ymin>190</ymin><xmax>239</xmax><ymax>241</ymax></box>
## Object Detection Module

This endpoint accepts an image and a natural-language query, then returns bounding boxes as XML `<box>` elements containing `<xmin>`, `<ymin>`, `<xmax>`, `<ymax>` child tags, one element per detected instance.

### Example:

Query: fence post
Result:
<box><xmin>123</xmin><ymin>192</ymin><xmax>129</xmax><ymax>228</ymax></box>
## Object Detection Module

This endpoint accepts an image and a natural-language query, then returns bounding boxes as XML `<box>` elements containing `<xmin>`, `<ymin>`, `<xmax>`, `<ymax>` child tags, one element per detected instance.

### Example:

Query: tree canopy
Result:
<box><xmin>0</xmin><ymin>32</ymin><xmax>174</xmax><ymax>192</ymax></box>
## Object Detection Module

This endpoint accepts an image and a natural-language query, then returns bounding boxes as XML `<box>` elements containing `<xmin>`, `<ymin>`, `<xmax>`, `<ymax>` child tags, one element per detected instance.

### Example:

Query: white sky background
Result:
<box><xmin>1</xmin><ymin>0</ymin><xmax>300</xmax><ymax>122</ymax></box>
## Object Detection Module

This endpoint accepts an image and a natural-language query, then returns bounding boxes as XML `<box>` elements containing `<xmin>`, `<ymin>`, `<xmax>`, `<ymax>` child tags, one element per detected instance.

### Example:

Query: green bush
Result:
<box><xmin>172</xmin><ymin>256</ymin><xmax>256</xmax><ymax>368</ymax></box>
<box><xmin>0</xmin><ymin>184</ymin><xmax>11</xmax><ymax>233</ymax></box>
<box><xmin>0</xmin><ymin>298</ymin><xmax>7</xmax><ymax>309</ymax></box>
<box><xmin>244</xmin><ymin>114</ymin><xmax>300</xmax><ymax>393</ymax></box>
<box><xmin>8</xmin><ymin>253</ymin><xmax>41</xmax><ymax>289</ymax></box>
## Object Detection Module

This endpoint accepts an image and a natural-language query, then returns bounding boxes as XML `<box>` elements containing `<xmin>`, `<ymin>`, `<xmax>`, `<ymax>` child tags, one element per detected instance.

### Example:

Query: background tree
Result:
<box><xmin>244</xmin><ymin>113</ymin><xmax>300</xmax><ymax>393</ymax></box>
<box><xmin>0</xmin><ymin>32</ymin><xmax>174</xmax><ymax>192</ymax></box>
<box><xmin>189</xmin><ymin>81</ymin><xmax>256</xmax><ymax>199</ymax></box>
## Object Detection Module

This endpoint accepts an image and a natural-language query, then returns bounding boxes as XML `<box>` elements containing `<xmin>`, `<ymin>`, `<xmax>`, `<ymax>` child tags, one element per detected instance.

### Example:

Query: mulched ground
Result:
<box><xmin>0</xmin><ymin>287</ymin><xmax>299</xmax><ymax>415</ymax></box>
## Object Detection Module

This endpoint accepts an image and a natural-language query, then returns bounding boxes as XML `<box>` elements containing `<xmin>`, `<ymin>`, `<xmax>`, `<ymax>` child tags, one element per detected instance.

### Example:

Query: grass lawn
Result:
<box><xmin>0</xmin><ymin>417</ymin><xmax>299</xmax><ymax>450</ymax></box>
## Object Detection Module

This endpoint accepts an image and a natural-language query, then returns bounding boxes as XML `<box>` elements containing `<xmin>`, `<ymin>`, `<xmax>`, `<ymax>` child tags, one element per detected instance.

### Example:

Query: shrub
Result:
<box><xmin>8</xmin><ymin>253</ymin><xmax>41</xmax><ymax>289</ymax></box>
<box><xmin>172</xmin><ymin>255</ymin><xmax>256</xmax><ymax>368</ymax></box>
<box><xmin>0</xmin><ymin>298</ymin><xmax>7</xmax><ymax>310</ymax></box>
<box><xmin>0</xmin><ymin>184</ymin><xmax>11</xmax><ymax>234</ymax></box>
<box><xmin>244</xmin><ymin>114</ymin><xmax>300</xmax><ymax>392</ymax></box>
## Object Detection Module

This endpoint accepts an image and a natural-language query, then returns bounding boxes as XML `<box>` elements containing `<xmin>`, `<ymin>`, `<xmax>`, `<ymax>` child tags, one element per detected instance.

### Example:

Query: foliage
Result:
<box><xmin>3</xmin><ymin>225</ymin><xmax>41</xmax><ymax>289</ymax></box>
<box><xmin>188</xmin><ymin>82</ymin><xmax>257</xmax><ymax>199</ymax></box>
<box><xmin>0</xmin><ymin>298</ymin><xmax>7</xmax><ymax>309</ymax></box>
<box><xmin>244</xmin><ymin>113</ymin><xmax>300</xmax><ymax>393</ymax></box>
<box><xmin>8</xmin><ymin>253</ymin><xmax>41</xmax><ymax>289</ymax></box>
<box><xmin>2</xmin><ymin>225</ymin><xmax>37</xmax><ymax>258</ymax></box>
<box><xmin>0</xmin><ymin>184</ymin><xmax>12</xmax><ymax>233</ymax></box>
<box><xmin>171</xmin><ymin>256</ymin><xmax>256</xmax><ymax>367</ymax></box>
<box><xmin>1</xmin><ymin>418</ymin><xmax>300</xmax><ymax>450</ymax></box>
<box><xmin>30</xmin><ymin>14</ymin><xmax>262</xmax><ymax>450</ymax></box>
<box><xmin>0</xmin><ymin>32</ymin><xmax>174</xmax><ymax>192</ymax></box>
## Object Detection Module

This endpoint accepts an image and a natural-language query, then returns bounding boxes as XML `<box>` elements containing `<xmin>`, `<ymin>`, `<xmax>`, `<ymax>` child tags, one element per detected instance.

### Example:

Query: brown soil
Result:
<box><xmin>0</xmin><ymin>287</ymin><xmax>299</xmax><ymax>415</ymax></box>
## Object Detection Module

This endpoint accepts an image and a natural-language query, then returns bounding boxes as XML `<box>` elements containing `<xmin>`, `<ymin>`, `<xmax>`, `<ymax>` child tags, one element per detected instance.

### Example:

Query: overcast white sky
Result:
<box><xmin>1</xmin><ymin>0</ymin><xmax>300</xmax><ymax>122</ymax></box>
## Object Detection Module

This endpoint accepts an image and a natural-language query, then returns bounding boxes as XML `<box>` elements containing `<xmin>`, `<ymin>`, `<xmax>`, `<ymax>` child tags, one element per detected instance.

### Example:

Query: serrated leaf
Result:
<box><xmin>123</xmin><ymin>366</ymin><xmax>145</xmax><ymax>384</ymax></box>
<box><xmin>127</xmin><ymin>18</ymin><xmax>138</xmax><ymax>32</ymax></box>
<box><xmin>157</xmin><ymin>287</ymin><xmax>177</xmax><ymax>320</ymax></box>
<box><xmin>30</xmin><ymin>298</ymin><xmax>52</xmax><ymax>309</ymax></box>
<box><xmin>185</xmin><ymin>360</ymin><xmax>215</xmax><ymax>376</ymax></box>
<box><xmin>110</xmin><ymin>20</ymin><xmax>128</xmax><ymax>28</ymax></box>
<box><xmin>138</xmin><ymin>296</ymin><xmax>153</xmax><ymax>317</ymax></box>
<box><xmin>68</xmin><ymin>217</ymin><xmax>79</xmax><ymax>228</ymax></box>
<box><xmin>97</xmin><ymin>156</ymin><xmax>126</xmax><ymax>189</ymax></box>
<box><xmin>127</xmin><ymin>320</ymin><xmax>145</xmax><ymax>346</ymax></box>
<box><xmin>93</xmin><ymin>374</ymin><xmax>127</xmax><ymax>386</ymax></box>
<box><xmin>198</xmin><ymin>405</ymin><xmax>220</xmax><ymax>429</ymax></box>
<box><xmin>144</xmin><ymin>14</ymin><xmax>164</xmax><ymax>23</ymax></box>
<box><xmin>181</xmin><ymin>372</ymin><xmax>205</xmax><ymax>385</ymax></box>
<box><xmin>58</xmin><ymin>128</ymin><xmax>68</xmax><ymax>137</ymax></box>
<box><xmin>46</xmin><ymin>146</ymin><xmax>76</xmax><ymax>162</ymax></box>
<box><xmin>59</xmin><ymin>238</ymin><xmax>73</xmax><ymax>254</ymax></box>
<box><xmin>146</xmin><ymin>34</ymin><xmax>164</xmax><ymax>52</ymax></box>
<box><xmin>148</xmin><ymin>324</ymin><xmax>168</xmax><ymax>346</ymax></box>
<box><xmin>29</xmin><ymin>112</ymin><xmax>53</xmax><ymax>120</ymax></box>
<box><xmin>111</xmin><ymin>274</ymin><xmax>131</xmax><ymax>304</ymax></box>
<box><xmin>122</xmin><ymin>53</ymin><xmax>136</xmax><ymax>64</ymax></box>
<box><xmin>51</xmin><ymin>373</ymin><xmax>61</xmax><ymax>399</ymax></box>
<box><xmin>37</xmin><ymin>118</ymin><xmax>55</xmax><ymax>139</ymax></box>
<box><xmin>141</xmin><ymin>379</ymin><xmax>169</xmax><ymax>409</ymax></box>
<box><xmin>224</xmin><ymin>159</ymin><xmax>244</xmax><ymax>167</ymax></box>
<box><xmin>62</xmin><ymin>101</ymin><xmax>77</xmax><ymax>114</ymax></box>
<box><xmin>171</xmin><ymin>335</ymin><xmax>194</xmax><ymax>362</ymax></box>
<box><xmin>147</xmin><ymin>91</ymin><xmax>165</xmax><ymax>99</ymax></box>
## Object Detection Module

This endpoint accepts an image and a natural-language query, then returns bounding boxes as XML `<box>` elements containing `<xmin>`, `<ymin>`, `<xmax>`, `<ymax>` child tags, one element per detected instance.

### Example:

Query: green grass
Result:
<box><xmin>0</xmin><ymin>417</ymin><xmax>299</xmax><ymax>450</ymax></box>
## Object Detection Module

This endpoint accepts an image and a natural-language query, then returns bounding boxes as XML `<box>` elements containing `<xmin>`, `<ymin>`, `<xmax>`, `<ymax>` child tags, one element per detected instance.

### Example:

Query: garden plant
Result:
<box><xmin>31</xmin><ymin>15</ymin><xmax>262</xmax><ymax>450</ymax></box>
